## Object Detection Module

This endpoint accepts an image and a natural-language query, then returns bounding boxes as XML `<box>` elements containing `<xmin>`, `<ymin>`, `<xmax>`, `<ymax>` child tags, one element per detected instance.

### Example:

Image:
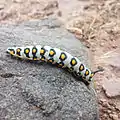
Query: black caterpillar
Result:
<box><xmin>6</xmin><ymin>45</ymin><xmax>102</xmax><ymax>86</ymax></box>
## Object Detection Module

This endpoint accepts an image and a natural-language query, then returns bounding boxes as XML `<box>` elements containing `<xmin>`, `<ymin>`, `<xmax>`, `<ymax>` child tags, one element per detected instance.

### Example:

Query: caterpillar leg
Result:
<box><xmin>67</xmin><ymin>67</ymin><xmax>74</xmax><ymax>73</ymax></box>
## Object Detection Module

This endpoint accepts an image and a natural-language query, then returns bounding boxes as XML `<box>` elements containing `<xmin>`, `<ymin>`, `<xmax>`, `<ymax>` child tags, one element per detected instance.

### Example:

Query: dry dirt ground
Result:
<box><xmin>0</xmin><ymin>0</ymin><xmax>120</xmax><ymax>120</ymax></box>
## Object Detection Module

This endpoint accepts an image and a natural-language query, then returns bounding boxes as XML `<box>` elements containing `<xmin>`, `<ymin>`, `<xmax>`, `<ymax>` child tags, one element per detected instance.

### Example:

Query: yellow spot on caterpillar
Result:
<box><xmin>61</xmin><ymin>54</ymin><xmax>65</xmax><ymax>60</ymax></box>
<box><xmin>25</xmin><ymin>49</ymin><xmax>29</xmax><ymax>54</ymax></box>
<box><xmin>40</xmin><ymin>49</ymin><xmax>44</xmax><ymax>54</ymax></box>
<box><xmin>17</xmin><ymin>49</ymin><xmax>20</xmax><ymax>52</ymax></box>
<box><xmin>90</xmin><ymin>73</ymin><xmax>94</xmax><ymax>78</ymax></box>
<box><xmin>85</xmin><ymin>70</ymin><xmax>89</xmax><ymax>76</ymax></box>
<box><xmin>58</xmin><ymin>63</ymin><xmax>63</xmax><ymax>67</ymax></box>
<box><xmin>49</xmin><ymin>50</ymin><xmax>54</xmax><ymax>56</ymax></box>
<box><xmin>32</xmin><ymin>49</ymin><xmax>36</xmax><ymax>53</ymax></box>
<box><xmin>71</xmin><ymin>59</ymin><xmax>76</xmax><ymax>65</ymax></box>
<box><xmin>33</xmin><ymin>58</ymin><xmax>37</xmax><ymax>60</ymax></box>
<box><xmin>49</xmin><ymin>60</ymin><xmax>53</xmax><ymax>62</ymax></box>
<box><xmin>10</xmin><ymin>51</ymin><xmax>14</xmax><ymax>55</ymax></box>
<box><xmin>79</xmin><ymin>64</ymin><xmax>84</xmax><ymax>71</ymax></box>
<box><xmin>41</xmin><ymin>58</ymin><xmax>45</xmax><ymax>61</ymax></box>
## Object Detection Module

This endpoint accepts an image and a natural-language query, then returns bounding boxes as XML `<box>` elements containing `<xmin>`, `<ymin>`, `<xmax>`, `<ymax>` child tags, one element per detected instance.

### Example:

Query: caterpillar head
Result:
<box><xmin>88</xmin><ymin>68</ymin><xmax>104</xmax><ymax>81</ymax></box>
<box><xmin>88</xmin><ymin>72</ymin><xmax>95</xmax><ymax>81</ymax></box>
<box><xmin>83</xmin><ymin>68</ymin><xmax>104</xmax><ymax>86</ymax></box>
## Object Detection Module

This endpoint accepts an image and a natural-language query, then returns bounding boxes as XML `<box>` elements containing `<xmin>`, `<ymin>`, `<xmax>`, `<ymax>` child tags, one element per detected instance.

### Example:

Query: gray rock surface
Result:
<box><xmin>0</xmin><ymin>17</ymin><xmax>99</xmax><ymax>120</ymax></box>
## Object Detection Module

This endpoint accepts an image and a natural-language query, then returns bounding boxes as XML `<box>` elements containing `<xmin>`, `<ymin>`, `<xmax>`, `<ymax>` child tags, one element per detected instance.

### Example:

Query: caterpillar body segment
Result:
<box><xmin>6</xmin><ymin>45</ymin><xmax>95</xmax><ymax>85</ymax></box>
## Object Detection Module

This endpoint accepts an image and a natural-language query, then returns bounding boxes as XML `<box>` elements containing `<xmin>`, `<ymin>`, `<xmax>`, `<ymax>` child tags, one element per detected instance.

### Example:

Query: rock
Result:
<box><xmin>102</xmin><ymin>79</ymin><xmax>120</xmax><ymax>98</ymax></box>
<box><xmin>0</xmin><ymin>17</ymin><xmax>99</xmax><ymax>120</ymax></box>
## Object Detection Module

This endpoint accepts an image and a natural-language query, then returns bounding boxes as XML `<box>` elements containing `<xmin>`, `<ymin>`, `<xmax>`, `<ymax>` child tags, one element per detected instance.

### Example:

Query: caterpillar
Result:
<box><xmin>6</xmin><ymin>45</ymin><xmax>103</xmax><ymax>86</ymax></box>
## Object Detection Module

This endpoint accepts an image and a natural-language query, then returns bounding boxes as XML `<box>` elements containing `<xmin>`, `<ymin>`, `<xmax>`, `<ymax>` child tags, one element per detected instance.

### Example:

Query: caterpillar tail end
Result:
<box><xmin>6</xmin><ymin>47</ymin><xmax>10</xmax><ymax>53</ymax></box>
<box><xmin>6</xmin><ymin>47</ymin><xmax>15</xmax><ymax>55</ymax></box>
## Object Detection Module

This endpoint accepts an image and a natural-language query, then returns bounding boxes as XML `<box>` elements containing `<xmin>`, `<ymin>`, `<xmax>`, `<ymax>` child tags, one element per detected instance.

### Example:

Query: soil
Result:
<box><xmin>0</xmin><ymin>0</ymin><xmax>120</xmax><ymax>120</ymax></box>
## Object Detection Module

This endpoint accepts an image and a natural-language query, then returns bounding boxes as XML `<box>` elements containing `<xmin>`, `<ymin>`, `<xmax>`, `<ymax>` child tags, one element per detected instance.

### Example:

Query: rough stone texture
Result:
<box><xmin>0</xmin><ymin>17</ymin><xmax>99</xmax><ymax>120</ymax></box>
